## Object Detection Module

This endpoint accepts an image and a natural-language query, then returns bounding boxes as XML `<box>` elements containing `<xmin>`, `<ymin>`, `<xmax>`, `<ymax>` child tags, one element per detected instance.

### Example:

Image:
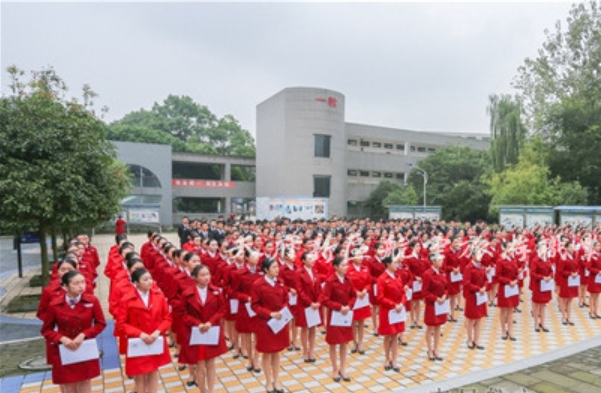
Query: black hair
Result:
<box><xmin>57</xmin><ymin>259</ymin><xmax>77</xmax><ymax>270</ymax></box>
<box><xmin>191</xmin><ymin>264</ymin><xmax>210</xmax><ymax>278</ymax></box>
<box><xmin>131</xmin><ymin>268</ymin><xmax>149</xmax><ymax>283</ymax></box>
<box><xmin>61</xmin><ymin>270</ymin><xmax>83</xmax><ymax>286</ymax></box>
<box><xmin>115</xmin><ymin>234</ymin><xmax>128</xmax><ymax>245</ymax></box>
<box><xmin>119</xmin><ymin>242</ymin><xmax>134</xmax><ymax>255</ymax></box>
<box><xmin>125</xmin><ymin>251</ymin><xmax>140</xmax><ymax>264</ymax></box>
<box><xmin>261</xmin><ymin>257</ymin><xmax>278</xmax><ymax>273</ymax></box>
<box><xmin>183</xmin><ymin>252</ymin><xmax>199</xmax><ymax>263</ymax></box>
<box><xmin>127</xmin><ymin>257</ymin><xmax>144</xmax><ymax>271</ymax></box>
<box><xmin>382</xmin><ymin>254</ymin><xmax>393</xmax><ymax>265</ymax></box>
<box><xmin>332</xmin><ymin>256</ymin><xmax>345</xmax><ymax>267</ymax></box>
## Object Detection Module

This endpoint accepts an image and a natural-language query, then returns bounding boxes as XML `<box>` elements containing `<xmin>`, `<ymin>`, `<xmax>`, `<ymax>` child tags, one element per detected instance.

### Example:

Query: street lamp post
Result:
<box><xmin>407</xmin><ymin>163</ymin><xmax>428</xmax><ymax>211</ymax></box>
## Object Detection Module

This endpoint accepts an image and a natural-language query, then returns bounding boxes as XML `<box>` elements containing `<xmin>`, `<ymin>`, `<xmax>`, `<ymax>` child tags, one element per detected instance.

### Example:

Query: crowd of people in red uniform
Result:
<box><xmin>37</xmin><ymin>218</ymin><xmax>601</xmax><ymax>393</ymax></box>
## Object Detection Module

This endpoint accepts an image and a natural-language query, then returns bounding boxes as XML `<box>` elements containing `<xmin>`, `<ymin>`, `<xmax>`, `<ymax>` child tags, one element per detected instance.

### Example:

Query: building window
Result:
<box><xmin>360</xmin><ymin>140</ymin><xmax>370</xmax><ymax>147</ymax></box>
<box><xmin>418</xmin><ymin>147</ymin><xmax>426</xmax><ymax>153</ymax></box>
<box><xmin>372</xmin><ymin>142</ymin><xmax>382</xmax><ymax>148</ymax></box>
<box><xmin>313</xmin><ymin>176</ymin><xmax>331</xmax><ymax>197</ymax></box>
<box><xmin>410</xmin><ymin>146</ymin><xmax>416</xmax><ymax>152</ymax></box>
<box><xmin>128</xmin><ymin>164</ymin><xmax>162</xmax><ymax>188</ymax></box>
<box><xmin>314</xmin><ymin>134</ymin><xmax>331</xmax><ymax>158</ymax></box>
<box><xmin>372</xmin><ymin>172</ymin><xmax>382</xmax><ymax>178</ymax></box>
<box><xmin>347</xmin><ymin>139</ymin><xmax>358</xmax><ymax>146</ymax></box>
<box><xmin>428</xmin><ymin>147</ymin><xmax>436</xmax><ymax>153</ymax></box>
<box><xmin>384</xmin><ymin>143</ymin><xmax>393</xmax><ymax>149</ymax></box>
<box><xmin>384</xmin><ymin>173</ymin><xmax>393</xmax><ymax>178</ymax></box>
<box><xmin>359</xmin><ymin>171</ymin><xmax>370</xmax><ymax>177</ymax></box>
<box><xmin>396</xmin><ymin>144</ymin><xmax>405</xmax><ymax>151</ymax></box>
<box><xmin>396</xmin><ymin>173</ymin><xmax>405</xmax><ymax>181</ymax></box>
<box><xmin>347</xmin><ymin>169</ymin><xmax>357</xmax><ymax>176</ymax></box>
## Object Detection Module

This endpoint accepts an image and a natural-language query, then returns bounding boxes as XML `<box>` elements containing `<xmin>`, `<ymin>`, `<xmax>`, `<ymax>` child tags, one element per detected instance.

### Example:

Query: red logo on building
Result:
<box><xmin>314</xmin><ymin>97</ymin><xmax>337</xmax><ymax>108</ymax></box>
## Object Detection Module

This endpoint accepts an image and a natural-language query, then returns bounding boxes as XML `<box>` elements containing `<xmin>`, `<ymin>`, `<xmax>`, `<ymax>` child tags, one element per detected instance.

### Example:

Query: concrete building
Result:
<box><xmin>256</xmin><ymin>87</ymin><xmax>489</xmax><ymax>218</ymax></box>
<box><xmin>115</xmin><ymin>86</ymin><xmax>489</xmax><ymax>225</ymax></box>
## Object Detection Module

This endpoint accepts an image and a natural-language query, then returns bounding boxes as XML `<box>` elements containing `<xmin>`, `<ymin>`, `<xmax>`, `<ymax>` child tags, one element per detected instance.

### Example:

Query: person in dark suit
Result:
<box><xmin>178</xmin><ymin>217</ymin><xmax>191</xmax><ymax>247</ymax></box>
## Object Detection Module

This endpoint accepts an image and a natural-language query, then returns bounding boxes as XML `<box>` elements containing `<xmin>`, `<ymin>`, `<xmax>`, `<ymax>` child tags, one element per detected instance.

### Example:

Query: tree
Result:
<box><xmin>487</xmin><ymin>94</ymin><xmax>528</xmax><ymax>172</ymax></box>
<box><xmin>108</xmin><ymin>95</ymin><xmax>256</xmax><ymax>157</ymax></box>
<box><xmin>365</xmin><ymin>181</ymin><xmax>402</xmax><ymax>218</ymax></box>
<box><xmin>406</xmin><ymin>146</ymin><xmax>492</xmax><ymax>223</ymax></box>
<box><xmin>513</xmin><ymin>1</ymin><xmax>601</xmax><ymax>203</ymax></box>
<box><xmin>383</xmin><ymin>185</ymin><xmax>419</xmax><ymax>206</ymax></box>
<box><xmin>487</xmin><ymin>139</ymin><xmax>589</xmax><ymax>208</ymax></box>
<box><xmin>0</xmin><ymin>66</ymin><xmax>131</xmax><ymax>286</ymax></box>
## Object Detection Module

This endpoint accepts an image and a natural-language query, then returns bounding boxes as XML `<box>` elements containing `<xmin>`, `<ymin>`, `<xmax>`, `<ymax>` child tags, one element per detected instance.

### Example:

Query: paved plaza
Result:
<box><xmin>1</xmin><ymin>233</ymin><xmax>601</xmax><ymax>393</ymax></box>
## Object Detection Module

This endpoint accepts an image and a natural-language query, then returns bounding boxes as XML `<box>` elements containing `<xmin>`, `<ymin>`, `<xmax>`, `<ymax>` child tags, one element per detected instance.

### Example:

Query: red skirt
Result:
<box><xmin>194</xmin><ymin>328</ymin><xmax>228</xmax><ymax>361</ymax></box>
<box><xmin>125</xmin><ymin>336</ymin><xmax>171</xmax><ymax>375</ymax></box>
<box><xmin>325</xmin><ymin>310</ymin><xmax>353</xmax><ymax>345</ymax></box>
<box><xmin>588</xmin><ymin>274</ymin><xmax>601</xmax><ymax>294</ymax></box>
<box><xmin>255</xmin><ymin>320</ymin><xmax>290</xmax><ymax>353</ymax></box>
<box><xmin>497</xmin><ymin>284</ymin><xmax>519</xmax><ymax>308</ymax></box>
<box><xmin>353</xmin><ymin>302</ymin><xmax>372</xmax><ymax>321</ymax></box>
<box><xmin>235</xmin><ymin>301</ymin><xmax>257</xmax><ymax>334</ymax></box>
<box><xmin>446</xmin><ymin>273</ymin><xmax>462</xmax><ymax>296</ymax></box>
<box><xmin>52</xmin><ymin>358</ymin><xmax>100</xmax><ymax>385</ymax></box>
<box><xmin>464</xmin><ymin>293</ymin><xmax>487</xmax><ymax>319</ymax></box>
<box><xmin>424</xmin><ymin>301</ymin><xmax>447</xmax><ymax>326</ymax></box>
<box><xmin>531</xmin><ymin>280</ymin><xmax>553</xmax><ymax>304</ymax></box>
<box><xmin>558</xmin><ymin>278</ymin><xmax>578</xmax><ymax>298</ymax></box>
<box><xmin>295</xmin><ymin>306</ymin><xmax>322</xmax><ymax>328</ymax></box>
<box><xmin>378</xmin><ymin>306</ymin><xmax>405</xmax><ymax>335</ymax></box>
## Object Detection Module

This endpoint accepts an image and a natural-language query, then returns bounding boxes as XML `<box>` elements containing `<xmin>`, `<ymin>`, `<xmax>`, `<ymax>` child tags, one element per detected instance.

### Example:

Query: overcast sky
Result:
<box><xmin>2</xmin><ymin>1</ymin><xmax>574</xmax><ymax>137</ymax></box>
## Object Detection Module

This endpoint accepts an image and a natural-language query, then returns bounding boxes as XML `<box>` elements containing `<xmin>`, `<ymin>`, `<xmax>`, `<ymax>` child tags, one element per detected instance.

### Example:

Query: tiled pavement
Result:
<box><xmin>1</xmin><ymin>233</ymin><xmax>601</xmax><ymax>393</ymax></box>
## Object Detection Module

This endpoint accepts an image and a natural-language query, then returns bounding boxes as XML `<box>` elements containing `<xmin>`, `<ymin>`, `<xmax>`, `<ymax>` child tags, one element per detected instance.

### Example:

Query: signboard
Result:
<box><xmin>560</xmin><ymin>214</ymin><xmax>593</xmax><ymax>227</ymax></box>
<box><xmin>256</xmin><ymin>197</ymin><xmax>328</xmax><ymax>220</ymax></box>
<box><xmin>387</xmin><ymin>206</ymin><xmax>442</xmax><ymax>221</ymax></box>
<box><xmin>500</xmin><ymin>213</ymin><xmax>524</xmax><ymax>229</ymax></box>
<box><xmin>172</xmin><ymin>179</ymin><xmax>235</xmax><ymax>189</ymax></box>
<box><xmin>526</xmin><ymin>214</ymin><xmax>554</xmax><ymax>227</ymax></box>
<box><xmin>390</xmin><ymin>212</ymin><xmax>413</xmax><ymax>220</ymax></box>
<box><xmin>128</xmin><ymin>208</ymin><xmax>160</xmax><ymax>224</ymax></box>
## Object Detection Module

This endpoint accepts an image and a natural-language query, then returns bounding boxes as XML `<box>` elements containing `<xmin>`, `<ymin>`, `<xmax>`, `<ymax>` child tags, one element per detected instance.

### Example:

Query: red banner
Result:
<box><xmin>172</xmin><ymin>179</ymin><xmax>236</xmax><ymax>189</ymax></box>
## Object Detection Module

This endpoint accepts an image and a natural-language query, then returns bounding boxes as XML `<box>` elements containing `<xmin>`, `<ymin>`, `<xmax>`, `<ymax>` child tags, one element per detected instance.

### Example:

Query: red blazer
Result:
<box><xmin>201</xmin><ymin>251</ymin><xmax>223</xmax><ymax>277</ymax></box>
<box><xmin>347</xmin><ymin>262</ymin><xmax>373</xmax><ymax>293</ymax></box>
<box><xmin>423</xmin><ymin>268</ymin><xmax>448</xmax><ymax>304</ymax></box>
<box><xmin>115</xmin><ymin>287</ymin><xmax>171</xmax><ymax>338</ymax></box>
<box><xmin>279</xmin><ymin>263</ymin><xmax>300</xmax><ymax>295</ymax></box>
<box><xmin>37</xmin><ymin>280</ymin><xmax>65</xmax><ymax>321</ymax></box>
<box><xmin>181</xmin><ymin>284</ymin><xmax>228</xmax><ymax>362</ymax></box>
<box><xmin>251</xmin><ymin>277</ymin><xmax>289</xmax><ymax>320</ymax></box>
<box><xmin>41</xmin><ymin>293</ymin><xmax>106</xmax><ymax>364</ymax></box>
<box><xmin>376</xmin><ymin>271</ymin><xmax>406</xmax><ymax>309</ymax></box>
<box><xmin>297</xmin><ymin>267</ymin><xmax>322</xmax><ymax>307</ymax></box>
<box><xmin>319</xmin><ymin>274</ymin><xmax>357</xmax><ymax>311</ymax></box>
<box><xmin>231</xmin><ymin>266</ymin><xmax>263</xmax><ymax>304</ymax></box>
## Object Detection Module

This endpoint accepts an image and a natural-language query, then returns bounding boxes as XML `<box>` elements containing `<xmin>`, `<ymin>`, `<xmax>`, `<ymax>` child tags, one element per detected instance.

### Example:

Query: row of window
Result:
<box><xmin>347</xmin><ymin>139</ymin><xmax>436</xmax><ymax>154</ymax></box>
<box><xmin>347</xmin><ymin>170</ymin><xmax>405</xmax><ymax>180</ymax></box>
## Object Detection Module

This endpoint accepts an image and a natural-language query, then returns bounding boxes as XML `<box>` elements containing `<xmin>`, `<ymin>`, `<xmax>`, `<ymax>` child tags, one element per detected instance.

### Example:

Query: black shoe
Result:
<box><xmin>535</xmin><ymin>327</ymin><xmax>541</xmax><ymax>333</ymax></box>
<box><xmin>275</xmin><ymin>388</ymin><xmax>285</xmax><ymax>393</ymax></box>
<box><xmin>246</xmin><ymin>365</ymin><xmax>254</xmax><ymax>372</ymax></box>
<box><xmin>568</xmin><ymin>320</ymin><xmax>575</xmax><ymax>326</ymax></box>
<box><xmin>304</xmin><ymin>359</ymin><xmax>311</xmax><ymax>363</ymax></box>
<box><xmin>467</xmin><ymin>341</ymin><xmax>475</xmax><ymax>349</ymax></box>
<box><xmin>476</xmin><ymin>345</ymin><xmax>485</xmax><ymax>350</ymax></box>
<box><xmin>417</xmin><ymin>325</ymin><xmax>424</xmax><ymax>330</ymax></box>
<box><xmin>308</xmin><ymin>358</ymin><xmax>316</xmax><ymax>363</ymax></box>
<box><xmin>540</xmin><ymin>325</ymin><xmax>550</xmax><ymax>333</ymax></box>
<box><xmin>434</xmin><ymin>353</ymin><xmax>443</xmax><ymax>361</ymax></box>
<box><xmin>562</xmin><ymin>319</ymin><xmax>568</xmax><ymax>326</ymax></box>
<box><xmin>350</xmin><ymin>347</ymin><xmax>358</xmax><ymax>354</ymax></box>
<box><xmin>253</xmin><ymin>367</ymin><xmax>262</xmax><ymax>374</ymax></box>
<box><xmin>186</xmin><ymin>381</ymin><xmax>197</xmax><ymax>387</ymax></box>
<box><xmin>590</xmin><ymin>313</ymin><xmax>597</xmax><ymax>319</ymax></box>
<box><xmin>339</xmin><ymin>372</ymin><xmax>351</xmax><ymax>382</ymax></box>
<box><xmin>502</xmin><ymin>335</ymin><xmax>508</xmax><ymax>341</ymax></box>
<box><xmin>384</xmin><ymin>363</ymin><xmax>392</xmax><ymax>371</ymax></box>
<box><xmin>391</xmin><ymin>363</ymin><xmax>400</xmax><ymax>372</ymax></box>
<box><xmin>509</xmin><ymin>336</ymin><xmax>517</xmax><ymax>342</ymax></box>
<box><xmin>177</xmin><ymin>365</ymin><xmax>187</xmax><ymax>371</ymax></box>
<box><xmin>333</xmin><ymin>375</ymin><xmax>341</xmax><ymax>383</ymax></box>
<box><xmin>427</xmin><ymin>351</ymin><xmax>436</xmax><ymax>361</ymax></box>
<box><xmin>358</xmin><ymin>349</ymin><xmax>365</xmax><ymax>355</ymax></box>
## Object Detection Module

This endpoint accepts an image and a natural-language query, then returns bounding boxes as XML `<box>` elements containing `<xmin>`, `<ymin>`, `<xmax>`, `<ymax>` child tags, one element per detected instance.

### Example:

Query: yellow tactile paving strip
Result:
<box><xmin>22</xmin><ymin>292</ymin><xmax>601</xmax><ymax>393</ymax></box>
